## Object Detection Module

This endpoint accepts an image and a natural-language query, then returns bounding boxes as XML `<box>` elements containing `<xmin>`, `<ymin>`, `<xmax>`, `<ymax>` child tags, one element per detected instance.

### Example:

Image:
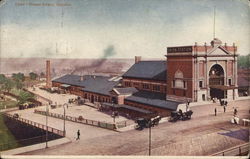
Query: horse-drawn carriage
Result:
<box><xmin>135</xmin><ymin>115</ymin><xmax>162</xmax><ymax>130</ymax></box>
<box><xmin>169</xmin><ymin>110</ymin><xmax>193</xmax><ymax>122</ymax></box>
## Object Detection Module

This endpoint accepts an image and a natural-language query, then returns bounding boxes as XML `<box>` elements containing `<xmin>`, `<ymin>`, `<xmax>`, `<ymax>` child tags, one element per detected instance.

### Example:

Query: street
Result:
<box><xmin>20</xmin><ymin>99</ymin><xmax>249</xmax><ymax>156</ymax></box>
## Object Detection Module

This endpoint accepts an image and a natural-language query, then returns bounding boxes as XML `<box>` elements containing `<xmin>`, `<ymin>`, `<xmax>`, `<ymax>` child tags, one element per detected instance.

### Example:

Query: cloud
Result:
<box><xmin>1</xmin><ymin>10</ymin><xmax>249</xmax><ymax>59</ymax></box>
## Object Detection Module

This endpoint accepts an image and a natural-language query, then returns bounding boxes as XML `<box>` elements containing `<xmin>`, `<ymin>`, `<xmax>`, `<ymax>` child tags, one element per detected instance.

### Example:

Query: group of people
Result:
<box><xmin>214</xmin><ymin>102</ymin><xmax>238</xmax><ymax>117</ymax></box>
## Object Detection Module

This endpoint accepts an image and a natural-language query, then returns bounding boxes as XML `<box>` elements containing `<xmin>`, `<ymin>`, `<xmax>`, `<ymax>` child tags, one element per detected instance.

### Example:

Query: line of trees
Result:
<box><xmin>238</xmin><ymin>54</ymin><xmax>250</xmax><ymax>69</ymax></box>
<box><xmin>0</xmin><ymin>73</ymin><xmax>37</xmax><ymax>106</ymax></box>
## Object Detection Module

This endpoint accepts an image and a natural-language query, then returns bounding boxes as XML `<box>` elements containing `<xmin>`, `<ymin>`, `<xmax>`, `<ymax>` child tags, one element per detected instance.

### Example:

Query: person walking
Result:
<box><xmin>214</xmin><ymin>107</ymin><xmax>217</xmax><ymax>116</ymax></box>
<box><xmin>223</xmin><ymin>105</ymin><xmax>226</xmax><ymax>113</ymax></box>
<box><xmin>234</xmin><ymin>108</ymin><xmax>237</xmax><ymax>116</ymax></box>
<box><xmin>76</xmin><ymin>130</ymin><xmax>80</xmax><ymax>140</ymax></box>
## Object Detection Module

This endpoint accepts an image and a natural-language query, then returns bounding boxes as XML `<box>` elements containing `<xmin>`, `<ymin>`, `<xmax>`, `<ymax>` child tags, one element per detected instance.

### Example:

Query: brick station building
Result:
<box><xmin>52</xmin><ymin>38</ymin><xmax>239</xmax><ymax>117</ymax></box>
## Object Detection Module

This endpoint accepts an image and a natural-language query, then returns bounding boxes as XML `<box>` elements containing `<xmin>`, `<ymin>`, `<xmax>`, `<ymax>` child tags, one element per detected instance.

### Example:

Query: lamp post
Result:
<box><xmin>45</xmin><ymin>104</ymin><xmax>49</xmax><ymax>148</ymax></box>
<box><xmin>63</xmin><ymin>103</ymin><xmax>67</xmax><ymax>136</ymax></box>
<box><xmin>148</xmin><ymin>120</ymin><xmax>152</xmax><ymax>156</ymax></box>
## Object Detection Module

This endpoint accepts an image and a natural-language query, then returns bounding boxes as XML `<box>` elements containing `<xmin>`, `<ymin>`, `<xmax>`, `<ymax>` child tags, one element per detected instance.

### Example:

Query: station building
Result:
<box><xmin>52</xmin><ymin>38</ymin><xmax>239</xmax><ymax>116</ymax></box>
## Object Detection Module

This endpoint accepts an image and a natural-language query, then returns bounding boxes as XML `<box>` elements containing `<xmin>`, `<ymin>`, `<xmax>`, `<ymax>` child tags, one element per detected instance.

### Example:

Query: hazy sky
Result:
<box><xmin>0</xmin><ymin>0</ymin><xmax>249</xmax><ymax>58</ymax></box>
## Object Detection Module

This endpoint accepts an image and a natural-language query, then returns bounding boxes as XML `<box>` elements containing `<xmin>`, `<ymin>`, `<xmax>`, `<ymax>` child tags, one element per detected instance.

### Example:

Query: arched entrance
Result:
<box><xmin>209</xmin><ymin>64</ymin><xmax>225</xmax><ymax>99</ymax></box>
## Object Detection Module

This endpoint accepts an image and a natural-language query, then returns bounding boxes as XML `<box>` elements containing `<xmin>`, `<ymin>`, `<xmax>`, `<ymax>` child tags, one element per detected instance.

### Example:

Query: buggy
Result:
<box><xmin>135</xmin><ymin>115</ymin><xmax>162</xmax><ymax>130</ymax></box>
<box><xmin>169</xmin><ymin>110</ymin><xmax>193</xmax><ymax>122</ymax></box>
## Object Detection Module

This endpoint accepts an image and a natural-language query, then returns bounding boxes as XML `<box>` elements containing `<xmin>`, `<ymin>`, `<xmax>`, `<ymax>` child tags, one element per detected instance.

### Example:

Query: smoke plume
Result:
<box><xmin>71</xmin><ymin>45</ymin><xmax>116</xmax><ymax>74</ymax></box>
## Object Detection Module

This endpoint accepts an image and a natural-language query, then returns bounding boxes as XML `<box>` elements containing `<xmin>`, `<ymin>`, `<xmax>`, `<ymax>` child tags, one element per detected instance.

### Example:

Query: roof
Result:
<box><xmin>112</xmin><ymin>87</ymin><xmax>138</xmax><ymax>95</ymax></box>
<box><xmin>52</xmin><ymin>74</ymin><xmax>120</xmax><ymax>96</ymax></box>
<box><xmin>122</xmin><ymin>61</ymin><xmax>166</xmax><ymax>81</ymax></box>
<box><xmin>125</xmin><ymin>91</ymin><xmax>180</xmax><ymax>111</ymax></box>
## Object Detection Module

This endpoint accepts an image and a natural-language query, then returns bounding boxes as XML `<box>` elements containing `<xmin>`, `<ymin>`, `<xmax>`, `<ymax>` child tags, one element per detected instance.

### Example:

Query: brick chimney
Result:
<box><xmin>135</xmin><ymin>56</ymin><xmax>141</xmax><ymax>63</ymax></box>
<box><xmin>46</xmin><ymin>60</ymin><xmax>51</xmax><ymax>88</ymax></box>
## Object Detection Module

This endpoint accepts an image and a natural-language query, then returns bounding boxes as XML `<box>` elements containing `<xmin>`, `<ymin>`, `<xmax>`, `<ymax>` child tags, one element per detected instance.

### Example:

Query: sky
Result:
<box><xmin>0</xmin><ymin>0</ymin><xmax>249</xmax><ymax>59</ymax></box>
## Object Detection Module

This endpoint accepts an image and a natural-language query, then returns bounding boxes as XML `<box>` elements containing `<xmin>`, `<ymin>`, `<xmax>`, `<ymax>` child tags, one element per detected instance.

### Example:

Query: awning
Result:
<box><xmin>61</xmin><ymin>84</ymin><xmax>71</xmax><ymax>88</ymax></box>
<box><xmin>120</xmin><ymin>104</ymin><xmax>152</xmax><ymax>114</ymax></box>
<box><xmin>209</xmin><ymin>85</ymin><xmax>237</xmax><ymax>90</ymax></box>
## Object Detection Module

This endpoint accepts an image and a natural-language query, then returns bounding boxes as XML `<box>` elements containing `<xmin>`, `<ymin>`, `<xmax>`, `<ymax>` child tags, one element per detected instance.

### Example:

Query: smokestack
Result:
<box><xmin>135</xmin><ymin>56</ymin><xmax>141</xmax><ymax>64</ymax></box>
<box><xmin>46</xmin><ymin>60</ymin><xmax>51</xmax><ymax>88</ymax></box>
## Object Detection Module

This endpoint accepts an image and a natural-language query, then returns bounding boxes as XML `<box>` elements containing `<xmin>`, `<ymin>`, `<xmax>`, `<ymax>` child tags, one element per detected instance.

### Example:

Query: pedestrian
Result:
<box><xmin>234</xmin><ymin>108</ymin><xmax>237</xmax><ymax>116</ymax></box>
<box><xmin>76</xmin><ymin>130</ymin><xmax>80</xmax><ymax>140</ymax></box>
<box><xmin>223</xmin><ymin>105</ymin><xmax>226</xmax><ymax>113</ymax></box>
<box><xmin>214</xmin><ymin>108</ymin><xmax>217</xmax><ymax>116</ymax></box>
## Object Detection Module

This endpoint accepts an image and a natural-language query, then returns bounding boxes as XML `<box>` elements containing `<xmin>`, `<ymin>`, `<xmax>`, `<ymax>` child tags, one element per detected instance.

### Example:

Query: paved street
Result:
<box><xmin>20</xmin><ymin>99</ymin><xmax>249</xmax><ymax>156</ymax></box>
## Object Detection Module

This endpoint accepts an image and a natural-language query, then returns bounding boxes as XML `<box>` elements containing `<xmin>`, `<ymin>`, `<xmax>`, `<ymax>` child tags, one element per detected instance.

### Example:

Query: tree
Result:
<box><xmin>12</xmin><ymin>73</ymin><xmax>25</xmax><ymax>82</ymax></box>
<box><xmin>40</xmin><ymin>72</ymin><xmax>45</xmax><ymax>78</ymax></box>
<box><xmin>0</xmin><ymin>74</ymin><xmax>6</xmax><ymax>84</ymax></box>
<box><xmin>29</xmin><ymin>72</ymin><xmax>38</xmax><ymax>80</ymax></box>
<box><xmin>18</xmin><ymin>91</ymin><xmax>35</xmax><ymax>105</ymax></box>
<box><xmin>3</xmin><ymin>79</ymin><xmax>14</xmax><ymax>92</ymax></box>
<box><xmin>238</xmin><ymin>54</ymin><xmax>250</xmax><ymax>69</ymax></box>
<box><xmin>15</xmin><ymin>80</ymin><xmax>23</xmax><ymax>90</ymax></box>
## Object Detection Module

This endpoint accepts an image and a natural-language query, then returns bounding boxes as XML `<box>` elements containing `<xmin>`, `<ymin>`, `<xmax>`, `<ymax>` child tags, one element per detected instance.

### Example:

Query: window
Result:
<box><xmin>199</xmin><ymin>81</ymin><xmax>203</xmax><ymax>88</ymax></box>
<box><xmin>142</xmin><ymin>83</ymin><xmax>149</xmax><ymax>89</ymax></box>
<box><xmin>175</xmin><ymin>79</ymin><xmax>184</xmax><ymax>88</ymax></box>
<box><xmin>133</xmin><ymin>82</ymin><xmax>139</xmax><ymax>86</ymax></box>
<box><xmin>173</xmin><ymin>70</ymin><xmax>185</xmax><ymax>88</ymax></box>
<box><xmin>124</xmin><ymin>82</ymin><xmax>131</xmax><ymax>87</ymax></box>
<box><xmin>183</xmin><ymin>81</ymin><xmax>186</xmax><ymax>88</ymax></box>
<box><xmin>228</xmin><ymin>79</ymin><xmax>232</xmax><ymax>86</ymax></box>
<box><xmin>173</xmin><ymin>80</ymin><xmax>175</xmax><ymax>87</ymax></box>
<box><xmin>153</xmin><ymin>85</ymin><xmax>160</xmax><ymax>91</ymax></box>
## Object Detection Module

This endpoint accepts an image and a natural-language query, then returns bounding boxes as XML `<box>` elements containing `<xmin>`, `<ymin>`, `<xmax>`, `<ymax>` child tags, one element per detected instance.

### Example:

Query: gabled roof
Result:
<box><xmin>122</xmin><ymin>61</ymin><xmax>167</xmax><ymax>81</ymax></box>
<box><xmin>207</xmin><ymin>45</ymin><xmax>231</xmax><ymax>55</ymax></box>
<box><xmin>52</xmin><ymin>74</ymin><xmax>120</xmax><ymax>96</ymax></box>
<box><xmin>125</xmin><ymin>90</ymin><xmax>181</xmax><ymax>111</ymax></box>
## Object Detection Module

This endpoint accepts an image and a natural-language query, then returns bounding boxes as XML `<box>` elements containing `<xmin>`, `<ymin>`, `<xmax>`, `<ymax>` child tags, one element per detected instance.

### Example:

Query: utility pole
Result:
<box><xmin>45</xmin><ymin>104</ymin><xmax>48</xmax><ymax>148</ymax></box>
<box><xmin>149</xmin><ymin>120</ymin><xmax>152</xmax><ymax>156</ymax></box>
<box><xmin>63</xmin><ymin>103</ymin><xmax>67</xmax><ymax>136</ymax></box>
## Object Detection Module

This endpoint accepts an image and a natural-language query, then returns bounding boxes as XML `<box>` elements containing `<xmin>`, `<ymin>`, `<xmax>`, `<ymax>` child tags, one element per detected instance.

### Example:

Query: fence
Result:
<box><xmin>4</xmin><ymin>113</ymin><xmax>65</xmax><ymax>137</ymax></box>
<box><xmin>211</xmin><ymin>143</ymin><xmax>249</xmax><ymax>156</ymax></box>
<box><xmin>34</xmin><ymin>109</ymin><xmax>118</xmax><ymax>130</ymax></box>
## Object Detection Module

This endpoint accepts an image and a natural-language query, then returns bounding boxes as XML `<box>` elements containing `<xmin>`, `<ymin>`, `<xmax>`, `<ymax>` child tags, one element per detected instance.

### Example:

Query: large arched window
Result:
<box><xmin>173</xmin><ymin>70</ymin><xmax>185</xmax><ymax>88</ymax></box>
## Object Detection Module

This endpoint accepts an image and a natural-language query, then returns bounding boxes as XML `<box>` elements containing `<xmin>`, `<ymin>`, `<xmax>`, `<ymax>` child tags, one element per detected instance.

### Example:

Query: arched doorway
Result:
<box><xmin>209</xmin><ymin>64</ymin><xmax>225</xmax><ymax>99</ymax></box>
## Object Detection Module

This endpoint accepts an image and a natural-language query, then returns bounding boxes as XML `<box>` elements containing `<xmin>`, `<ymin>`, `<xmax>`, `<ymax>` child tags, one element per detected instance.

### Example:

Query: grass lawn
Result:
<box><xmin>0</xmin><ymin>99</ymin><xmax>18</xmax><ymax>110</ymax></box>
<box><xmin>0</xmin><ymin>113</ymin><xmax>20</xmax><ymax>151</ymax></box>
<box><xmin>10</xmin><ymin>88</ymin><xmax>22</xmax><ymax>97</ymax></box>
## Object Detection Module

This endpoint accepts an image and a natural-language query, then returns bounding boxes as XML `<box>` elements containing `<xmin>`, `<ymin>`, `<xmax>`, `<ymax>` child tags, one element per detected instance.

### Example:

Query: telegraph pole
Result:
<box><xmin>149</xmin><ymin>120</ymin><xmax>152</xmax><ymax>156</ymax></box>
<box><xmin>63</xmin><ymin>103</ymin><xmax>67</xmax><ymax>136</ymax></box>
<box><xmin>45</xmin><ymin>104</ymin><xmax>48</xmax><ymax>148</ymax></box>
